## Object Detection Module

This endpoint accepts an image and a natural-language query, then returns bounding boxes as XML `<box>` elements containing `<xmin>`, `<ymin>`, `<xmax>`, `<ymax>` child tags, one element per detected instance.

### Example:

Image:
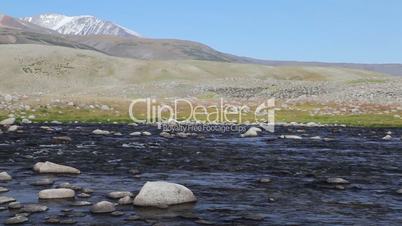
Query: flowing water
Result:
<box><xmin>0</xmin><ymin>124</ymin><xmax>402</xmax><ymax>225</ymax></box>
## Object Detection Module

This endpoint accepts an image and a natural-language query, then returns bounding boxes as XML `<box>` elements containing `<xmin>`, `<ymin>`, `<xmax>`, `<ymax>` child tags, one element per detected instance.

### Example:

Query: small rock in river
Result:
<box><xmin>142</xmin><ymin>131</ymin><xmax>152</xmax><ymax>136</ymax></box>
<box><xmin>20</xmin><ymin>204</ymin><xmax>48</xmax><ymax>213</ymax></box>
<box><xmin>118</xmin><ymin>196</ymin><xmax>133</xmax><ymax>205</ymax></box>
<box><xmin>280</xmin><ymin>135</ymin><xmax>303</xmax><ymax>140</ymax></box>
<box><xmin>92</xmin><ymin>129</ymin><xmax>111</xmax><ymax>135</ymax></box>
<box><xmin>33</xmin><ymin>161</ymin><xmax>80</xmax><ymax>174</ymax></box>
<box><xmin>30</xmin><ymin>178</ymin><xmax>54</xmax><ymax>186</ymax></box>
<box><xmin>326</xmin><ymin>177</ymin><xmax>350</xmax><ymax>184</ymax></box>
<box><xmin>258</xmin><ymin>178</ymin><xmax>271</xmax><ymax>183</ymax></box>
<box><xmin>111</xmin><ymin>211</ymin><xmax>125</xmax><ymax>217</ymax></box>
<box><xmin>0</xmin><ymin>172</ymin><xmax>12</xmax><ymax>181</ymax></box>
<box><xmin>107</xmin><ymin>191</ymin><xmax>133</xmax><ymax>199</ymax></box>
<box><xmin>8</xmin><ymin>202</ymin><xmax>22</xmax><ymax>209</ymax></box>
<box><xmin>77</xmin><ymin>193</ymin><xmax>91</xmax><ymax>198</ymax></box>
<box><xmin>90</xmin><ymin>201</ymin><xmax>116</xmax><ymax>214</ymax></box>
<box><xmin>396</xmin><ymin>188</ymin><xmax>402</xmax><ymax>194</ymax></box>
<box><xmin>0</xmin><ymin>196</ymin><xmax>16</xmax><ymax>204</ymax></box>
<box><xmin>7</xmin><ymin>125</ymin><xmax>19</xmax><ymax>132</ymax></box>
<box><xmin>382</xmin><ymin>135</ymin><xmax>392</xmax><ymax>140</ymax></box>
<box><xmin>0</xmin><ymin>187</ymin><xmax>9</xmax><ymax>193</ymax></box>
<box><xmin>240</xmin><ymin>127</ymin><xmax>262</xmax><ymax>137</ymax></box>
<box><xmin>52</xmin><ymin>136</ymin><xmax>72</xmax><ymax>143</ymax></box>
<box><xmin>4</xmin><ymin>216</ymin><xmax>28</xmax><ymax>225</ymax></box>
<box><xmin>70</xmin><ymin>201</ymin><xmax>92</xmax><ymax>206</ymax></box>
<box><xmin>130</xmin><ymin>132</ymin><xmax>141</xmax><ymax>136</ymax></box>
<box><xmin>39</xmin><ymin>188</ymin><xmax>75</xmax><ymax>199</ymax></box>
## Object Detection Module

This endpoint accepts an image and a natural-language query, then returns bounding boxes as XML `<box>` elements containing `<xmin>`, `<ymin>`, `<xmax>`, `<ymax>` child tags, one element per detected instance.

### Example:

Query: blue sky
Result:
<box><xmin>1</xmin><ymin>0</ymin><xmax>401</xmax><ymax>63</ymax></box>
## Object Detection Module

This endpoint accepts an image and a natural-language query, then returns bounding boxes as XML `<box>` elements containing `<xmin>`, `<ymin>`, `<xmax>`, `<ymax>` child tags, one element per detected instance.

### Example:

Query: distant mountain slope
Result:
<box><xmin>0</xmin><ymin>44</ymin><xmax>389</xmax><ymax>97</ymax></box>
<box><xmin>0</xmin><ymin>13</ymin><xmax>401</xmax><ymax>76</ymax></box>
<box><xmin>68</xmin><ymin>35</ymin><xmax>239</xmax><ymax>61</ymax></box>
<box><xmin>23</xmin><ymin>13</ymin><xmax>140</xmax><ymax>38</ymax></box>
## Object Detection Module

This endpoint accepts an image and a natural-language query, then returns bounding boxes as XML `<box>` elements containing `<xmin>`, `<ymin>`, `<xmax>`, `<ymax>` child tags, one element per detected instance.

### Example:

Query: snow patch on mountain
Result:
<box><xmin>22</xmin><ymin>13</ymin><xmax>140</xmax><ymax>38</ymax></box>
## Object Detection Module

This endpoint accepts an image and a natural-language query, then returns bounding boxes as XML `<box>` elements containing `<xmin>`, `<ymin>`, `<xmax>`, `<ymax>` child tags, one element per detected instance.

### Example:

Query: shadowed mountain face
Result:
<box><xmin>0</xmin><ymin>13</ymin><xmax>401</xmax><ymax>76</ymax></box>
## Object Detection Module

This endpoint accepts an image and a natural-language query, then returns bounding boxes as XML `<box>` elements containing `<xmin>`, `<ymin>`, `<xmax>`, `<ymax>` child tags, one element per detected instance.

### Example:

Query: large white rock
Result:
<box><xmin>39</xmin><ymin>188</ymin><xmax>75</xmax><ymax>199</ymax></box>
<box><xmin>33</xmin><ymin>161</ymin><xmax>80</xmax><ymax>174</ymax></box>
<box><xmin>240</xmin><ymin>127</ymin><xmax>262</xmax><ymax>137</ymax></box>
<box><xmin>0</xmin><ymin>118</ymin><xmax>15</xmax><ymax>126</ymax></box>
<box><xmin>133</xmin><ymin>181</ymin><xmax>197</xmax><ymax>208</ymax></box>
<box><xmin>0</xmin><ymin>172</ymin><xmax>12</xmax><ymax>181</ymax></box>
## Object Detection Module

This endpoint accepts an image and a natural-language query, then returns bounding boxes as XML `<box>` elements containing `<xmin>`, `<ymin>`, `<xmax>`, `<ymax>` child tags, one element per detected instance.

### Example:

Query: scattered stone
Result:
<box><xmin>33</xmin><ymin>161</ymin><xmax>80</xmax><ymax>174</ymax></box>
<box><xmin>0</xmin><ymin>172</ymin><xmax>12</xmax><ymax>181</ymax></box>
<box><xmin>0</xmin><ymin>187</ymin><xmax>9</xmax><ymax>193</ymax></box>
<box><xmin>30</xmin><ymin>178</ymin><xmax>54</xmax><ymax>186</ymax></box>
<box><xmin>107</xmin><ymin>191</ymin><xmax>133</xmax><ymax>199</ymax></box>
<box><xmin>59</xmin><ymin>219</ymin><xmax>77</xmax><ymax>224</ymax></box>
<box><xmin>240</xmin><ymin>127</ymin><xmax>262</xmax><ymax>137</ymax></box>
<box><xmin>53</xmin><ymin>136</ymin><xmax>72</xmax><ymax>143</ymax></box>
<box><xmin>70</xmin><ymin>201</ymin><xmax>92</xmax><ymax>207</ymax></box>
<box><xmin>92</xmin><ymin>129</ymin><xmax>111</xmax><ymax>135</ymax></box>
<box><xmin>77</xmin><ymin>193</ymin><xmax>91</xmax><ymax>198</ymax></box>
<box><xmin>7</xmin><ymin>125</ymin><xmax>19</xmax><ymax>132</ymax></box>
<box><xmin>382</xmin><ymin>135</ymin><xmax>393</xmax><ymax>140</ymax></box>
<box><xmin>90</xmin><ymin>201</ymin><xmax>116</xmax><ymax>214</ymax></box>
<box><xmin>20</xmin><ymin>204</ymin><xmax>48</xmax><ymax>213</ymax></box>
<box><xmin>160</xmin><ymin>132</ymin><xmax>175</xmax><ymax>139</ymax></box>
<box><xmin>124</xmin><ymin>215</ymin><xmax>141</xmax><ymax>221</ymax></box>
<box><xmin>129</xmin><ymin>169</ymin><xmax>141</xmax><ymax>175</ymax></box>
<box><xmin>40</xmin><ymin>126</ymin><xmax>54</xmax><ymax>131</ymax></box>
<box><xmin>8</xmin><ymin>202</ymin><xmax>22</xmax><ymax>209</ymax></box>
<box><xmin>21</xmin><ymin>119</ymin><xmax>32</xmax><ymax>124</ymax></box>
<box><xmin>45</xmin><ymin>218</ymin><xmax>60</xmax><ymax>224</ymax></box>
<box><xmin>142</xmin><ymin>131</ymin><xmax>152</xmax><ymax>136</ymax></box>
<box><xmin>130</xmin><ymin>132</ymin><xmax>141</xmax><ymax>136</ymax></box>
<box><xmin>195</xmin><ymin>220</ymin><xmax>215</xmax><ymax>225</ymax></box>
<box><xmin>0</xmin><ymin>118</ymin><xmax>15</xmax><ymax>126</ymax></box>
<box><xmin>118</xmin><ymin>196</ymin><xmax>132</xmax><ymax>205</ymax></box>
<box><xmin>326</xmin><ymin>177</ymin><xmax>350</xmax><ymax>184</ymax></box>
<box><xmin>81</xmin><ymin>188</ymin><xmax>94</xmax><ymax>194</ymax></box>
<box><xmin>57</xmin><ymin>182</ymin><xmax>82</xmax><ymax>190</ymax></box>
<box><xmin>310</xmin><ymin>136</ymin><xmax>322</xmax><ymax>140</ymax></box>
<box><xmin>50</xmin><ymin>120</ymin><xmax>62</xmax><ymax>125</ymax></box>
<box><xmin>4</xmin><ymin>216</ymin><xmax>28</xmax><ymax>225</ymax></box>
<box><xmin>0</xmin><ymin>196</ymin><xmax>16</xmax><ymax>204</ymax></box>
<box><xmin>101</xmin><ymin>105</ymin><xmax>110</xmax><ymax>111</ymax></box>
<box><xmin>133</xmin><ymin>181</ymin><xmax>197</xmax><ymax>208</ymax></box>
<box><xmin>280</xmin><ymin>135</ymin><xmax>303</xmax><ymax>140</ymax></box>
<box><xmin>39</xmin><ymin>188</ymin><xmax>75</xmax><ymax>199</ymax></box>
<box><xmin>396</xmin><ymin>188</ymin><xmax>402</xmax><ymax>194</ymax></box>
<box><xmin>111</xmin><ymin>211</ymin><xmax>125</xmax><ymax>217</ymax></box>
<box><xmin>242</xmin><ymin>213</ymin><xmax>265</xmax><ymax>221</ymax></box>
<box><xmin>258</xmin><ymin>178</ymin><xmax>271</xmax><ymax>183</ymax></box>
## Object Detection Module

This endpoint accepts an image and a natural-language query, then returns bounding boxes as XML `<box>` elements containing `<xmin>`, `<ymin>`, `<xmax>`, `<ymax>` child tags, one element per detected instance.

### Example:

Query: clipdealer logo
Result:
<box><xmin>128</xmin><ymin>98</ymin><xmax>275</xmax><ymax>132</ymax></box>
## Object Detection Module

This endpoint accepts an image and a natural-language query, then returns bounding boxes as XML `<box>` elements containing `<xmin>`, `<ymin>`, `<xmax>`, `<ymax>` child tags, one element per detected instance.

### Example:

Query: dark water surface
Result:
<box><xmin>1</xmin><ymin>124</ymin><xmax>402</xmax><ymax>225</ymax></box>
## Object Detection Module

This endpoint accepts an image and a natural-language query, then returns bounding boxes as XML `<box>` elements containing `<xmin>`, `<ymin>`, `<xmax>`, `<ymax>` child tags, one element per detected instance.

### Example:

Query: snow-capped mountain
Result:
<box><xmin>22</xmin><ymin>13</ymin><xmax>140</xmax><ymax>38</ymax></box>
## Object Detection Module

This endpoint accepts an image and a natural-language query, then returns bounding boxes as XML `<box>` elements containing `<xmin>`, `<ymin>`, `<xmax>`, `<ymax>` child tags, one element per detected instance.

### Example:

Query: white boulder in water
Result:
<box><xmin>240</xmin><ymin>127</ymin><xmax>262</xmax><ymax>137</ymax></box>
<box><xmin>133</xmin><ymin>181</ymin><xmax>197</xmax><ymax>208</ymax></box>
<box><xmin>39</xmin><ymin>188</ymin><xmax>75</xmax><ymax>199</ymax></box>
<box><xmin>326</xmin><ymin>177</ymin><xmax>350</xmax><ymax>184</ymax></box>
<box><xmin>33</xmin><ymin>161</ymin><xmax>80</xmax><ymax>174</ymax></box>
